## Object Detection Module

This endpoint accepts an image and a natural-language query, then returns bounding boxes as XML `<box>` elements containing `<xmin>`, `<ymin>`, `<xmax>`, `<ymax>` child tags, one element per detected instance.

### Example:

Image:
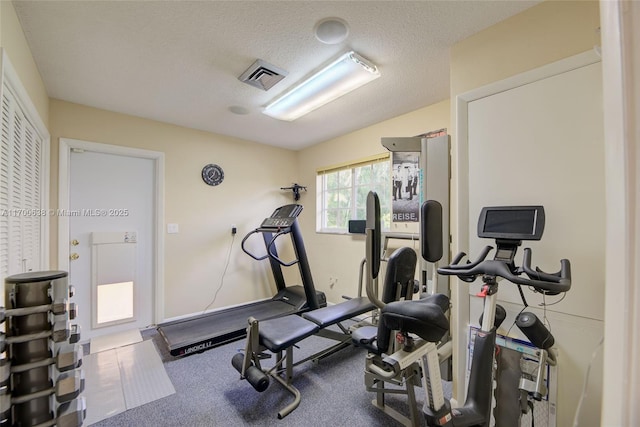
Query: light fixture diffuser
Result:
<box><xmin>263</xmin><ymin>51</ymin><xmax>380</xmax><ymax>121</ymax></box>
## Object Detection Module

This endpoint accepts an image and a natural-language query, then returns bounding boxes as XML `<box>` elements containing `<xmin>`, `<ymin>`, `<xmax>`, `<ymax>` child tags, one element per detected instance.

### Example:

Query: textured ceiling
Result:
<box><xmin>13</xmin><ymin>1</ymin><xmax>539</xmax><ymax>150</ymax></box>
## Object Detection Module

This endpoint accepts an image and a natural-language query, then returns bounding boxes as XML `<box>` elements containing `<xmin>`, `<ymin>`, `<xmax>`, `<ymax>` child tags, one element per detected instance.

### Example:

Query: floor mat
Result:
<box><xmin>89</xmin><ymin>329</ymin><xmax>143</xmax><ymax>353</ymax></box>
<box><xmin>83</xmin><ymin>340</ymin><xmax>176</xmax><ymax>425</ymax></box>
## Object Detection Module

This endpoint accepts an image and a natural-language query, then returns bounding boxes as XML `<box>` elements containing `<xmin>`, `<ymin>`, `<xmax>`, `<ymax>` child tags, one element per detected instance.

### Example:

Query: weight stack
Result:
<box><xmin>3</xmin><ymin>271</ymin><xmax>86</xmax><ymax>427</ymax></box>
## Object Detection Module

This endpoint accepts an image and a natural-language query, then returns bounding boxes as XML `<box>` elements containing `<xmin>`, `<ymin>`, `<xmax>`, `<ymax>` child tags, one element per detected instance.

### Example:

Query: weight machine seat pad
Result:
<box><xmin>258</xmin><ymin>315</ymin><xmax>320</xmax><ymax>353</ymax></box>
<box><xmin>351</xmin><ymin>326</ymin><xmax>383</xmax><ymax>355</ymax></box>
<box><xmin>419</xmin><ymin>293</ymin><xmax>450</xmax><ymax>314</ymax></box>
<box><xmin>302</xmin><ymin>297</ymin><xmax>375</xmax><ymax>328</ymax></box>
<box><xmin>382</xmin><ymin>296</ymin><xmax>450</xmax><ymax>343</ymax></box>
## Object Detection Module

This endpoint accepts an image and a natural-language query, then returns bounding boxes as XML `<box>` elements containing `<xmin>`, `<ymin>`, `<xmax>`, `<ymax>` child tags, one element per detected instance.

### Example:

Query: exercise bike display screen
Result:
<box><xmin>478</xmin><ymin>205</ymin><xmax>545</xmax><ymax>241</ymax></box>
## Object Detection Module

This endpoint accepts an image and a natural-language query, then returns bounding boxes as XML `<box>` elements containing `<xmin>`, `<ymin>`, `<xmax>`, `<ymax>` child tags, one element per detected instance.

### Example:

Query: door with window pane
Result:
<box><xmin>68</xmin><ymin>150</ymin><xmax>154</xmax><ymax>341</ymax></box>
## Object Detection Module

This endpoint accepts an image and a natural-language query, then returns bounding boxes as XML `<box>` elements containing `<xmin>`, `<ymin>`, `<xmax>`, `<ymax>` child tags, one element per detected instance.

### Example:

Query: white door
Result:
<box><xmin>68</xmin><ymin>149</ymin><xmax>155</xmax><ymax>341</ymax></box>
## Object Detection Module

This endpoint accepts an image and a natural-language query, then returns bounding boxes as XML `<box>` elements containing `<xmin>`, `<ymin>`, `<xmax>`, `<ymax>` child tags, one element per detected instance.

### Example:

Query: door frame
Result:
<box><xmin>57</xmin><ymin>138</ymin><xmax>165</xmax><ymax>325</ymax></box>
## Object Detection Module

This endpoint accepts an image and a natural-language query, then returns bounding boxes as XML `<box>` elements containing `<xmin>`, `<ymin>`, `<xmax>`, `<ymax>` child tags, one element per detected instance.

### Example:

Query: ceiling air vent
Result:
<box><xmin>238</xmin><ymin>59</ymin><xmax>288</xmax><ymax>91</ymax></box>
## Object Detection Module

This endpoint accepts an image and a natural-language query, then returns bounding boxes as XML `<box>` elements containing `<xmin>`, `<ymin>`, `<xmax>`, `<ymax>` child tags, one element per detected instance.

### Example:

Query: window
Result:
<box><xmin>317</xmin><ymin>154</ymin><xmax>390</xmax><ymax>233</ymax></box>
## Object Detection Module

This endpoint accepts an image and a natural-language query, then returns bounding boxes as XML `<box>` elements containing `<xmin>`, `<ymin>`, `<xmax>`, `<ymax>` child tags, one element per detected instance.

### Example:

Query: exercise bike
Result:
<box><xmin>361</xmin><ymin>201</ymin><xmax>571</xmax><ymax>426</ymax></box>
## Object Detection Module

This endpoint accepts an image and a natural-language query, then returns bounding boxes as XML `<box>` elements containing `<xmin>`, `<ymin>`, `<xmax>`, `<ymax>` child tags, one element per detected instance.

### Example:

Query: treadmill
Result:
<box><xmin>157</xmin><ymin>204</ymin><xmax>326</xmax><ymax>356</ymax></box>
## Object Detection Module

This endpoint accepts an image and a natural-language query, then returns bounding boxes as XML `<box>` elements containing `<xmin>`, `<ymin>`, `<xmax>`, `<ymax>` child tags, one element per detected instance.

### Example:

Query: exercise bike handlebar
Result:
<box><xmin>437</xmin><ymin>245</ymin><xmax>572</xmax><ymax>293</ymax></box>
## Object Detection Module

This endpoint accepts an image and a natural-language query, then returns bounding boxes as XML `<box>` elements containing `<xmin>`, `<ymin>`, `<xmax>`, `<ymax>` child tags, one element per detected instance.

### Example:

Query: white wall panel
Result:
<box><xmin>468</xmin><ymin>62</ymin><xmax>604</xmax><ymax>321</ymax></box>
<box><xmin>466</xmin><ymin>61</ymin><xmax>604</xmax><ymax>426</ymax></box>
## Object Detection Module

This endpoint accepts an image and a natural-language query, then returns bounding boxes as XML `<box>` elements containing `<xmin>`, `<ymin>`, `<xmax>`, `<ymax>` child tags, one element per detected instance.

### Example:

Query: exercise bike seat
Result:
<box><xmin>382</xmin><ymin>294</ymin><xmax>450</xmax><ymax>343</ymax></box>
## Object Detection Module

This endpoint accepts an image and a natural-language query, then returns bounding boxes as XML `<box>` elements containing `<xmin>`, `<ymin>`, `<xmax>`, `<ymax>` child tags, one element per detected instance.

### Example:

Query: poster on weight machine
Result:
<box><xmin>391</xmin><ymin>152</ymin><xmax>420</xmax><ymax>222</ymax></box>
<box><xmin>391</xmin><ymin>128</ymin><xmax>447</xmax><ymax>223</ymax></box>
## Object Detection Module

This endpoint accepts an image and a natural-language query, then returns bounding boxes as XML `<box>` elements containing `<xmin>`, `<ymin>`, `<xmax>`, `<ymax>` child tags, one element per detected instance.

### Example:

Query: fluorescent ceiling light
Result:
<box><xmin>263</xmin><ymin>51</ymin><xmax>380</xmax><ymax>121</ymax></box>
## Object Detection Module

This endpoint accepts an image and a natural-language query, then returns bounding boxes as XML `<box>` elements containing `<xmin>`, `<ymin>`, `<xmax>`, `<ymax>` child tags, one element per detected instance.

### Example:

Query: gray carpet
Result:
<box><xmin>90</xmin><ymin>326</ymin><xmax>446</xmax><ymax>426</ymax></box>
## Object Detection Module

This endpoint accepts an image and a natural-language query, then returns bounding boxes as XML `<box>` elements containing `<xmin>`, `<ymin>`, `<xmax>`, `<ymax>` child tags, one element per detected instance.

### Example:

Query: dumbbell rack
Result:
<box><xmin>2</xmin><ymin>271</ymin><xmax>86</xmax><ymax>427</ymax></box>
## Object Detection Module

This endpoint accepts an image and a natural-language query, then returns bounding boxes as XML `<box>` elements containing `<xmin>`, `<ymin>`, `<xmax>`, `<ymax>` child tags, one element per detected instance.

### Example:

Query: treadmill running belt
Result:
<box><xmin>158</xmin><ymin>300</ymin><xmax>298</xmax><ymax>356</ymax></box>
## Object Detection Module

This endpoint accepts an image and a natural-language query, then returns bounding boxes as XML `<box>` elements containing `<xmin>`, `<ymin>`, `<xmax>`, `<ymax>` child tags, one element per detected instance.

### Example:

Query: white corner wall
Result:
<box><xmin>600</xmin><ymin>0</ymin><xmax>640</xmax><ymax>424</ymax></box>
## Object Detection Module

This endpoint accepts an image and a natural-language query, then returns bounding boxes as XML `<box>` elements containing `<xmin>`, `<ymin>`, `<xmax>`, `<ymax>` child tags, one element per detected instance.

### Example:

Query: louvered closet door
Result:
<box><xmin>21</xmin><ymin>108</ymin><xmax>41</xmax><ymax>273</ymax></box>
<box><xmin>0</xmin><ymin>83</ymin><xmax>44</xmax><ymax>280</ymax></box>
<box><xmin>0</xmin><ymin>92</ymin><xmax>10</xmax><ymax>279</ymax></box>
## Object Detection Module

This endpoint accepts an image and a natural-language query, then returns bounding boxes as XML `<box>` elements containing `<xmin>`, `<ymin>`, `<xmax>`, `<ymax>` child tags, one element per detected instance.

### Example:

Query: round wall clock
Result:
<box><xmin>201</xmin><ymin>163</ymin><xmax>224</xmax><ymax>186</ymax></box>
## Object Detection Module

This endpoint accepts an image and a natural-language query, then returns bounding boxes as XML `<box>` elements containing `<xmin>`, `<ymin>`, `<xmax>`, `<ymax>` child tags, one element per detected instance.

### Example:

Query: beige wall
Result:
<box><xmin>49</xmin><ymin>99</ymin><xmax>299</xmax><ymax>319</ymax></box>
<box><xmin>449</xmin><ymin>0</ymin><xmax>602</xmax><ymax>424</ymax></box>
<box><xmin>48</xmin><ymin>97</ymin><xmax>449</xmax><ymax>319</ymax></box>
<box><xmin>297</xmin><ymin>100</ymin><xmax>450</xmax><ymax>304</ymax></box>
<box><xmin>451</xmin><ymin>0</ymin><xmax>601</xmax><ymax>96</ymax></box>
<box><xmin>450</xmin><ymin>0</ymin><xmax>600</xmax><ymax>241</ymax></box>
<box><xmin>0</xmin><ymin>1</ymin><xmax>48</xmax><ymax>123</ymax></box>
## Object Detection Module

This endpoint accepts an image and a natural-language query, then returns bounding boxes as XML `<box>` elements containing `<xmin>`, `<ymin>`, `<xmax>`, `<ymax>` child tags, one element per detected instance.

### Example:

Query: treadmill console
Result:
<box><xmin>261</xmin><ymin>204</ymin><xmax>303</xmax><ymax>229</ymax></box>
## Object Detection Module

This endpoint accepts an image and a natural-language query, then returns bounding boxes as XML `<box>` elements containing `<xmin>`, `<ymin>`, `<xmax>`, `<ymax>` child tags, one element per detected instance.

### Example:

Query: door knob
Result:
<box><xmin>70</xmin><ymin>253</ymin><xmax>80</xmax><ymax>260</ymax></box>
<box><xmin>71</xmin><ymin>239</ymin><xmax>80</xmax><ymax>246</ymax></box>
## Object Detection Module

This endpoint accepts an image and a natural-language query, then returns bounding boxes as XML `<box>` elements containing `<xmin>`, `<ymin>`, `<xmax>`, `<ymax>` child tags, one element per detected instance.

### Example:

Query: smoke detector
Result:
<box><xmin>238</xmin><ymin>59</ymin><xmax>288</xmax><ymax>91</ymax></box>
<box><xmin>314</xmin><ymin>18</ymin><xmax>349</xmax><ymax>45</ymax></box>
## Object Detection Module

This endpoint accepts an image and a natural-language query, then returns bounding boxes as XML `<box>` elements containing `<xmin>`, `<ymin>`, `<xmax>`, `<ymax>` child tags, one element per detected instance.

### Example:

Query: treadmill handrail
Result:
<box><xmin>241</xmin><ymin>228</ymin><xmax>300</xmax><ymax>267</ymax></box>
<box><xmin>241</xmin><ymin>229</ymin><xmax>273</xmax><ymax>261</ymax></box>
<box><xmin>266</xmin><ymin>230</ymin><xmax>300</xmax><ymax>267</ymax></box>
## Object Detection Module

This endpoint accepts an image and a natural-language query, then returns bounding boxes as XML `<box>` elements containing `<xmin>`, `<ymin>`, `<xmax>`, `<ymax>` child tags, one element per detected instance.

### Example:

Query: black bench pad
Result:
<box><xmin>351</xmin><ymin>326</ymin><xmax>382</xmax><ymax>355</ymax></box>
<box><xmin>259</xmin><ymin>315</ymin><xmax>320</xmax><ymax>353</ymax></box>
<box><xmin>302</xmin><ymin>297</ymin><xmax>375</xmax><ymax>328</ymax></box>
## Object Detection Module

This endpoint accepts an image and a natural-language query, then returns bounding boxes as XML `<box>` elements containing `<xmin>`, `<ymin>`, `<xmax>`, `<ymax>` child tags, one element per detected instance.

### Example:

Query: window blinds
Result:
<box><xmin>316</xmin><ymin>152</ymin><xmax>389</xmax><ymax>175</ymax></box>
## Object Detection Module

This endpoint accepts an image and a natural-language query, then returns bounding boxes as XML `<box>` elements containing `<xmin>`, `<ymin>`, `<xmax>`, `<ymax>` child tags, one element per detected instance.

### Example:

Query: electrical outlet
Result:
<box><xmin>231</xmin><ymin>224</ymin><xmax>237</xmax><ymax>235</ymax></box>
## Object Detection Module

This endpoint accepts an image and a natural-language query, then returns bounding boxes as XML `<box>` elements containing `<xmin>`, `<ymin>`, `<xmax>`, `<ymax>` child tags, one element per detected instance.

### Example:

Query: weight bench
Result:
<box><xmin>231</xmin><ymin>247</ymin><xmax>416</xmax><ymax>419</ymax></box>
<box><xmin>231</xmin><ymin>296</ymin><xmax>375</xmax><ymax>418</ymax></box>
<box><xmin>303</xmin><ymin>295</ymin><xmax>373</xmax><ymax>327</ymax></box>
